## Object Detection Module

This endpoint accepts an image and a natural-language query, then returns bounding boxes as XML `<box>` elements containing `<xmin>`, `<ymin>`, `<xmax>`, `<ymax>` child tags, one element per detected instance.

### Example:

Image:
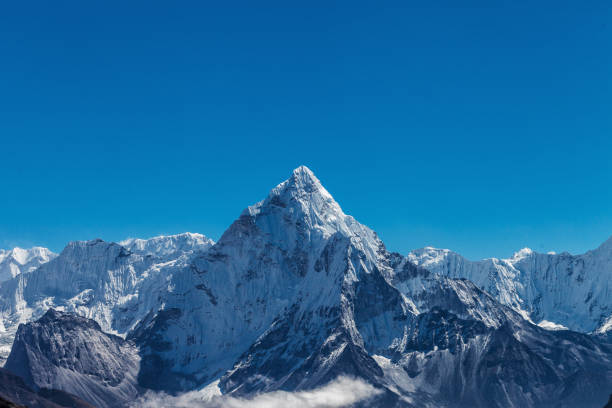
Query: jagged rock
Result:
<box><xmin>5</xmin><ymin>309</ymin><xmax>140</xmax><ymax>408</ymax></box>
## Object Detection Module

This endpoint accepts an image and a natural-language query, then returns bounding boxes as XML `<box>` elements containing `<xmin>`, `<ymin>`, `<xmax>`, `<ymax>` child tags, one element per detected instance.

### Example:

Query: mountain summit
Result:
<box><xmin>126</xmin><ymin>167</ymin><xmax>612</xmax><ymax>407</ymax></box>
<box><xmin>2</xmin><ymin>168</ymin><xmax>612</xmax><ymax>407</ymax></box>
<box><xmin>0</xmin><ymin>247</ymin><xmax>56</xmax><ymax>283</ymax></box>
<box><xmin>244</xmin><ymin>165</ymin><xmax>348</xmax><ymax>236</ymax></box>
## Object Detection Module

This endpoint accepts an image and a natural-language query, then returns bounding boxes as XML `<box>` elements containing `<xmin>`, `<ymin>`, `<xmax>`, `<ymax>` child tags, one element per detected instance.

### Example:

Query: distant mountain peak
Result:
<box><xmin>511</xmin><ymin>247</ymin><xmax>533</xmax><ymax>260</ymax></box>
<box><xmin>119</xmin><ymin>232</ymin><xmax>214</xmax><ymax>257</ymax></box>
<box><xmin>0</xmin><ymin>246</ymin><xmax>56</xmax><ymax>282</ymax></box>
<box><xmin>59</xmin><ymin>239</ymin><xmax>127</xmax><ymax>259</ymax></box>
<box><xmin>37</xmin><ymin>308</ymin><xmax>103</xmax><ymax>331</ymax></box>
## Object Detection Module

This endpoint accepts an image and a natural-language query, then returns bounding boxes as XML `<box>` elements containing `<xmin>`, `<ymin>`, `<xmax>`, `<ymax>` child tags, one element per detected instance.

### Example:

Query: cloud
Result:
<box><xmin>131</xmin><ymin>376</ymin><xmax>382</xmax><ymax>408</ymax></box>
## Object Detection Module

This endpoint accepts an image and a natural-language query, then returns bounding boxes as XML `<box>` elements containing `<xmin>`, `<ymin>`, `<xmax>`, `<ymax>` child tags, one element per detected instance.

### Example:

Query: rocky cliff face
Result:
<box><xmin>5</xmin><ymin>309</ymin><xmax>140</xmax><ymax>408</ymax></box>
<box><xmin>0</xmin><ymin>367</ymin><xmax>94</xmax><ymax>408</ymax></box>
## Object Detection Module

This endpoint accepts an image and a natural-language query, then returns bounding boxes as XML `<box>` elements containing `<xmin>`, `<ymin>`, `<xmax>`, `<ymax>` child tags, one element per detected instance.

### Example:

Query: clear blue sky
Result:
<box><xmin>1</xmin><ymin>1</ymin><xmax>610</xmax><ymax>259</ymax></box>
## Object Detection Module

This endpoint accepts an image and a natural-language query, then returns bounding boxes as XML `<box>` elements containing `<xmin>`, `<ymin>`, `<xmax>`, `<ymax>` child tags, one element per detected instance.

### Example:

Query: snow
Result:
<box><xmin>127</xmin><ymin>165</ymin><xmax>387</xmax><ymax>388</ymax></box>
<box><xmin>120</xmin><ymin>232</ymin><xmax>214</xmax><ymax>258</ymax></box>
<box><xmin>0</xmin><ymin>232</ymin><xmax>214</xmax><ymax>363</ymax></box>
<box><xmin>596</xmin><ymin>315</ymin><xmax>612</xmax><ymax>334</ymax></box>
<box><xmin>537</xmin><ymin>320</ymin><xmax>569</xmax><ymax>331</ymax></box>
<box><xmin>0</xmin><ymin>246</ymin><xmax>56</xmax><ymax>282</ymax></box>
<box><xmin>409</xmin><ymin>237</ymin><xmax>612</xmax><ymax>333</ymax></box>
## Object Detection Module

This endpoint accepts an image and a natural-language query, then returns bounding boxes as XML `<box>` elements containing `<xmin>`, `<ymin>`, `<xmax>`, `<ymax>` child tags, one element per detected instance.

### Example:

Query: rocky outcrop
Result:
<box><xmin>5</xmin><ymin>309</ymin><xmax>140</xmax><ymax>408</ymax></box>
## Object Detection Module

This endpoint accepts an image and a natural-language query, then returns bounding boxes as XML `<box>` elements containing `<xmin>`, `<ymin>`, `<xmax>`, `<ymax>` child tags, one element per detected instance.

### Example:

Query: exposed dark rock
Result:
<box><xmin>0</xmin><ymin>368</ymin><xmax>93</xmax><ymax>408</ymax></box>
<box><xmin>5</xmin><ymin>309</ymin><xmax>140</xmax><ymax>408</ymax></box>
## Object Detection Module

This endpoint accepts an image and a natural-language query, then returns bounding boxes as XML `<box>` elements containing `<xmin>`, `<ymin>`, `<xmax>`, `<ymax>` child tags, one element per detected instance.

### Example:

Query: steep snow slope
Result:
<box><xmin>5</xmin><ymin>309</ymin><xmax>139</xmax><ymax>408</ymax></box>
<box><xmin>0</xmin><ymin>247</ymin><xmax>56</xmax><ymax>282</ymax></box>
<box><xmin>0</xmin><ymin>233</ymin><xmax>213</xmax><ymax>363</ymax></box>
<box><xmin>409</xmin><ymin>239</ymin><xmax>612</xmax><ymax>333</ymax></box>
<box><xmin>129</xmin><ymin>166</ymin><xmax>612</xmax><ymax>407</ymax></box>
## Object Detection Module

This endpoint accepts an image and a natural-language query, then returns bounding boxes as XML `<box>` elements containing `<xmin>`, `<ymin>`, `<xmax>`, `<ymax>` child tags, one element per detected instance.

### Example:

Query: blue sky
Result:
<box><xmin>1</xmin><ymin>1</ymin><xmax>610</xmax><ymax>259</ymax></box>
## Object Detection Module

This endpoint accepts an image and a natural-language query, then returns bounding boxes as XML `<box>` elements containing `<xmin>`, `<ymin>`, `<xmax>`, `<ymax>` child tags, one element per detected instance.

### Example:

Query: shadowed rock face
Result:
<box><xmin>5</xmin><ymin>309</ymin><xmax>140</xmax><ymax>408</ymax></box>
<box><xmin>0</xmin><ymin>367</ymin><xmax>93</xmax><ymax>408</ymax></box>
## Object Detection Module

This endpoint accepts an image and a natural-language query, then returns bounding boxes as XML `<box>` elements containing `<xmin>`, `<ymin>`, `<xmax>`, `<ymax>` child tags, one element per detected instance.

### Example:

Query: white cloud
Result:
<box><xmin>131</xmin><ymin>376</ymin><xmax>382</xmax><ymax>408</ymax></box>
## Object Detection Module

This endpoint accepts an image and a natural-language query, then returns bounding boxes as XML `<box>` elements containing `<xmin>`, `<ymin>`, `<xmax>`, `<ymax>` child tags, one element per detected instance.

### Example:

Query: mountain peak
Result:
<box><xmin>284</xmin><ymin>165</ymin><xmax>326</xmax><ymax>195</ymax></box>
<box><xmin>59</xmin><ymin>239</ymin><xmax>129</xmax><ymax>261</ymax></box>
<box><xmin>120</xmin><ymin>232</ymin><xmax>214</xmax><ymax>257</ymax></box>
<box><xmin>244</xmin><ymin>166</ymin><xmax>340</xmax><ymax>216</ymax></box>
<box><xmin>511</xmin><ymin>247</ymin><xmax>534</xmax><ymax>260</ymax></box>
<box><xmin>0</xmin><ymin>246</ymin><xmax>54</xmax><ymax>265</ymax></box>
<box><xmin>232</xmin><ymin>166</ymin><xmax>381</xmax><ymax>253</ymax></box>
<box><xmin>291</xmin><ymin>164</ymin><xmax>318</xmax><ymax>181</ymax></box>
<box><xmin>0</xmin><ymin>246</ymin><xmax>57</xmax><ymax>282</ymax></box>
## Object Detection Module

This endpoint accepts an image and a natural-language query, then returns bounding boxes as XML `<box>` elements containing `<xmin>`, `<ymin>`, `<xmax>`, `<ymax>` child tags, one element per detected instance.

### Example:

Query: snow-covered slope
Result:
<box><xmin>127</xmin><ymin>166</ymin><xmax>612</xmax><ymax>407</ymax></box>
<box><xmin>409</xmin><ymin>240</ymin><xmax>612</xmax><ymax>333</ymax></box>
<box><xmin>0</xmin><ymin>233</ymin><xmax>213</xmax><ymax>363</ymax></box>
<box><xmin>3</xmin><ymin>167</ymin><xmax>612</xmax><ymax>407</ymax></box>
<box><xmin>129</xmin><ymin>166</ymin><xmax>389</xmax><ymax>392</ymax></box>
<box><xmin>5</xmin><ymin>309</ymin><xmax>139</xmax><ymax>408</ymax></box>
<box><xmin>0</xmin><ymin>247</ymin><xmax>56</xmax><ymax>282</ymax></box>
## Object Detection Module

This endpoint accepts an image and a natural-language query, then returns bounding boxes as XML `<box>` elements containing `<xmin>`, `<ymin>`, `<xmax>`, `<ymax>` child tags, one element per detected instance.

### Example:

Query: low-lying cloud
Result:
<box><xmin>131</xmin><ymin>376</ymin><xmax>382</xmax><ymax>408</ymax></box>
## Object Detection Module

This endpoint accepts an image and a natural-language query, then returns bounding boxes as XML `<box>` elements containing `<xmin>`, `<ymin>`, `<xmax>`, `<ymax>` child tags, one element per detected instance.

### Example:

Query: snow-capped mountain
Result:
<box><xmin>3</xmin><ymin>167</ymin><xmax>612</xmax><ymax>407</ymax></box>
<box><xmin>408</xmin><ymin>239</ymin><xmax>612</xmax><ymax>334</ymax></box>
<box><xmin>129</xmin><ymin>165</ymin><xmax>387</xmax><ymax>393</ymax></box>
<box><xmin>5</xmin><ymin>309</ymin><xmax>139</xmax><ymax>408</ymax></box>
<box><xmin>125</xmin><ymin>166</ymin><xmax>612</xmax><ymax>407</ymax></box>
<box><xmin>0</xmin><ymin>233</ymin><xmax>213</xmax><ymax>363</ymax></box>
<box><xmin>0</xmin><ymin>247</ymin><xmax>56</xmax><ymax>283</ymax></box>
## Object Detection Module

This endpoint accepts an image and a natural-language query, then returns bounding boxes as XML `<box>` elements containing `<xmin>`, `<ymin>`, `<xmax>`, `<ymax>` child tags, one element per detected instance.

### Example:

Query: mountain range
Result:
<box><xmin>0</xmin><ymin>166</ymin><xmax>611</xmax><ymax>407</ymax></box>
